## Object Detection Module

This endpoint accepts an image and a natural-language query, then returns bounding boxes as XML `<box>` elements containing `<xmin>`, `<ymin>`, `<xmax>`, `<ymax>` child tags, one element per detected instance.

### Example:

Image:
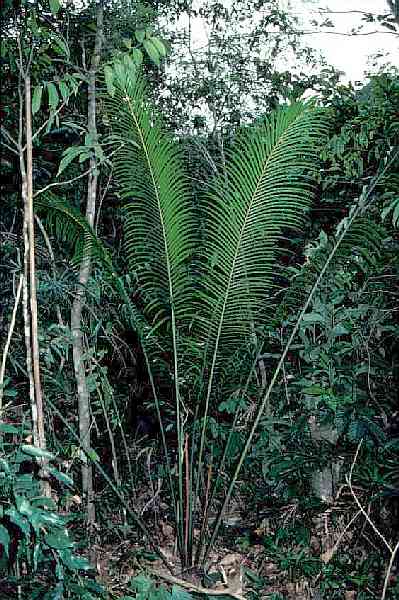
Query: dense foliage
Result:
<box><xmin>0</xmin><ymin>1</ymin><xmax>398</xmax><ymax>599</ymax></box>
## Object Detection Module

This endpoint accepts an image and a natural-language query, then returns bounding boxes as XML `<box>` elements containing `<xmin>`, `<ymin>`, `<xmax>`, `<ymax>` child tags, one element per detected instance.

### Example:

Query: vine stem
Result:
<box><xmin>0</xmin><ymin>274</ymin><xmax>23</xmax><ymax>412</ymax></box>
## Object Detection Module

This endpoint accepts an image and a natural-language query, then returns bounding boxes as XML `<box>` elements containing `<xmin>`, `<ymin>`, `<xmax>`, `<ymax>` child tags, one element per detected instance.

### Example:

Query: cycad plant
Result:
<box><xmin>102</xmin><ymin>59</ymin><xmax>330</xmax><ymax>567</ymax></box>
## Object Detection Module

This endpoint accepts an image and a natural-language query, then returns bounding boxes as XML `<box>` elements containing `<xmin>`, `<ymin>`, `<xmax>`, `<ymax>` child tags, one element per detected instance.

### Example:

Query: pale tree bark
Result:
<box><xmin>18</xmin><ymin>72</ymin><xmax>36</xmax><ymax>447</ymax></box>
<box><xmin>25</xmin><ymin>75</ymin><xmax>47</xmax><ymax>454</ymax></box>
<box><xmin>71</xmin><ymin>2</ymin><xmax>103</xmax><ymax>528</ymax></box>
<box><xmin>17</xmin><ymin>63</ymin><xmax>46</xmax><ymax>446</ymax></box>
<box><xmin>17</xmin><ymin>56</ymin><xmax>50</xmax><ymax>494</ymax></box>
<box><xmin>387</xmin><ymin>1</ymin><xmax>399</xmax><ymax>24</ymax></box>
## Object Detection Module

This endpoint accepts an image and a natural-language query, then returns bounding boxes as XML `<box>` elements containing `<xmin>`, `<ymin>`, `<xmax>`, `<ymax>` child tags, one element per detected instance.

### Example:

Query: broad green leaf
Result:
<box><xmin>32</xmin><ymin>85</ymin><xmax>43</xmax><ymax>115</ymax></box>
<box><xmin>382</xmin><ymin>197</ymin><xmax>399</xmax><ymax>227</ymax></box>
<box><xmin>114</xmin><ymin>60</ymin><xmax>127</xmax><ymax>86</ymax></box>
<box><xmin>132</xmin><ymin>48</ymin><xmax>143</xmax><ymax>66</ymax></box>
<box><xmin>135</xmin><ymin>30</ymin><xmax>145</xmax><ymax>44</ymax></box>
<box><xmin>149</xmin><ymin>37</ymin><xmax>167</xmax><ymax>58</ymax></box>
<box><xmin>14</xmin><ymin>474</ymin><xmax>37</xmax><ymax>496</ymax></box>
<box><xmin>79</xmin><ymin>150</ymin><xmax>91</xmax><ymax>163</ymax></box>
<box><xmin>84</xmin><ymin>132</ymin><xmax>94</xmax><ymax>146</ymax></box>
<box><xmin>143</xmin><ymin>39</ymin><xmax>160</xmax><ymax>67</ymax></box>
<box><xmin>6</xmin><ymin>507</ymin><xmax>31</xmax><ymax>537</ymax></box>
<box><xmin>45</xmin><ymin>529</ymin><xmax>73</xmax><ymax>549</ymax></box>
<box><xmin>52</xmin><ymin>34</ymin><xmax>69</xmax><ymax>58</ymax></box>
<box><xmin>59</xmin><ymin>549</ymin><xmax>91</xmax><ymax>571</ymax></box>
<box><xmin>301</xmin><ymin>385</ymin><xmax>324</xmax><ymax>396</ymax></box>
<box><xmin>49</xmin><ymin>0</ymin><xmax>60</xmax><ymax>15</ymax></box>
<box><xmin>302</xmin><ymin>312</ymin><xmax>325</xmax><ymax>324</ymax></box>
<box><xmin>58</xmin><ymin>80</ymin><xmax>70</xmax><ymax>102</ymax></box>
<box><xmin>86</xmin><ymin>448</ymin><xmax>100</xmax><ymax>462</ymax></box>
<box><xmin>3</xmin><ymin>387</ymin><xmax>17</xmax><ymax>396</ymax></box>
<box><xmin>16</xmin><ymin>496</ymin><xmax>33</xmax><ymax>516</ymax></box>
<box><xmin>46</xmin><ymin>581</ymin><xmax>64</xmax><ymax>600</ymax></box>
<box><xmin>1</xmin><ymin>40</ymin><xmax>8</xmax><ymax>58</ymax></box>
<box><xmin>331</xmin><ymin>323</ymin><xmax>350</xmax><ymax>336</ymax></box>
<box><xmin>45</xmin><ymin>114</ymin><xmax>55</xmax><ymax>134</ymax></box>
<box><xmin>47</xmin><ymin>466</ymin><xmax>74</xmax><ymax>487</ymax></box>
<box><xmin>57</xmin><ymin>146</ymin><xmax>86</xmax><ymax>175</ymax></box>
<box><xmin>158</xmin><ymin>587</ymin><xmax>172</xmax><ymax>600</ymax></box>
<box><xmin>30</xmin><ymin>509</ymin><xmax>64</xmax><ymax>529</ymax></box>
<box><xmin>0</xmin><ymin>422</ymin><xmax>19</xmax><ymax>433</ymax></box>
<box><xmin>21</xmin><ymin>444</ymin><xmax>56</xmax><ymax>460</ymax></box>
<box><xmin>130</xmin><ymin>575</ymin><xmax>153</xmax><ymax>592</ymax></box>
<box><xmin>123</xmin><ymin>53</ymin><xmax>136</xmax><ymax>74</ymax></box>
<box><xmin>94</xmin><ymin>144</ymin><xmax>104</xmax><ymax>163</ymax></box>
<box><xmin>47</xmin><ymin>82</ymin><xmax>59</xmax><ymax>110</ymax></box>
<box><xmin>171</xmin><ymin>586</ymin><xmax>193</xmax><ymax>600</ymax></box>
<box><xmin>0</xmin><ymin>458</ymin><xmax>11</xmax><ymax>473</ymax></box>
<box><xmin>31</xmin><ymin>496</ymin><xmax>58</xmax><ymax>510</ymax></box>
<box><xmin>393</xmin><ymin>199</ymin><xmax>399</xmax><ymax>226</ymax></box>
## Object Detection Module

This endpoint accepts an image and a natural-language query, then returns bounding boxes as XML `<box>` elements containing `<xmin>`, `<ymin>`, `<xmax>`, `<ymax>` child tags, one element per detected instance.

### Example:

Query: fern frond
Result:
<box><xmin>35</xmin><ymin>192</ymin><xmax>113</xmax><ymax>271</ymax></box>
<box><xmin>196</xmin><ymin>103</ymin><xmax>330</xmax><ymax>379</ymax></box>
<box><xmin>105</xmin><ymin>67</ymin><xmax>195</xmax><ymax>341</ymax></box>
<box><xmin>35</xmin><ymin>193</ymin><xmax>160</xmax><ymax>357</ymax></box>
<box><xmin>285</xmin><ymin>215</ymin><xmax>390</xmax><ymax>310</ymax></box>
<box><xmin>105</xmin><ymin>66</ymin><xmax>197</xmax><ymax>556</ymax></box>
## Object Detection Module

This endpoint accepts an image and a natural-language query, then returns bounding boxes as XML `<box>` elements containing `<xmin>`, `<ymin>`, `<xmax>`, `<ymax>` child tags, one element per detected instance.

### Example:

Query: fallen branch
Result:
<box><xmin>155</xmin><ymin>572</ymin><xmax>246</xmax><ymax>600</ymax></box>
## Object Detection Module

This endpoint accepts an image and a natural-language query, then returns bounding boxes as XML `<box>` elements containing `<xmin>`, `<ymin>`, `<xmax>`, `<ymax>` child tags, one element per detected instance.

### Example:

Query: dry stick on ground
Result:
<box><xmin>347</xmin><ymin>441</ymin><xmax>393</xmax><ymax>554</ymax></box>
<box><xmin>155</xmin><ymin>572</ymin><xmax>246</xmax><ymax>600</ymax></box>
<box><xmin>313</xmin><ymin>509</ymin><xmax>362</xmax><ymax>587</ymax></box>
<box><xmin>382</xmin><ymin>540</ymin><xmax>399</xmax><ymax>600</ymax></box>
<box><xmin>346</xmin><ymin>440</ymin><xmax>398</xmax><ymax>600</ymax></box>
<box><xmin>0</xmin><ymin>274</ymin><xmax>23</xmax><ymax>411</ymax></box>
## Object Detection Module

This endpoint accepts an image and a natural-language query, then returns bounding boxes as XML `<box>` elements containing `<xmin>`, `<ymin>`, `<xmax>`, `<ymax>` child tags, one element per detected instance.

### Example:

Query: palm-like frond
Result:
<box><xmin>284</xmin><ymin>216</ymin><xmax>390</xmax><ymax>311</ymax></box>
<box><xmin>195</xmin><ymin>103</ymin><xmax>330</xmax><ymax>380</ymax></box>
<box><xmin>105</xmin><ymin>67</ymin><xmax>195</xmax><ymax>340</ymax></box>
<box><xmin>105</xmin><ymin>65</ymin><xmax>198</xmax><ymax>557</ymax></box>
<box><xmin>35</xmin><ymin>192</ymin><xmax>113</xmax><ymax>271</ymax></box>
<box><xmin>35</xmin><ymin>193</ymin><xmax>161</xmax><ymax>356</ymax></box>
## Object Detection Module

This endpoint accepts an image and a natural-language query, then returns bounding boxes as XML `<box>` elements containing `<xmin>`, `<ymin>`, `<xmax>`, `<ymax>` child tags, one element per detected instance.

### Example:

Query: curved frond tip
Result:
<box><xmin>196</xmin><ymin>102</ymin><xmax>330</xmax><ymax>372</ymax></box>
<box><xmin>106</xmin><ymin>66</ymin><xmax>196</xmax><ymax>337</ymax></box>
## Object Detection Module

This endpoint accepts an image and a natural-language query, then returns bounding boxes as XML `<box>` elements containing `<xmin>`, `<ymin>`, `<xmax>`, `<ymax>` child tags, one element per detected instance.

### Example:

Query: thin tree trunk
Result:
<box><xmin>16</xmin><ymin>36</ymin><xmax>35</xmax><ymax>452</ymax></box>
<box><xmin>71</xmin><ymin>2</ymin><xmax>103</xmax><ymax>528</ymax></box>
<box><xmin>19</xmin><ymin>72</ymin><xmax>49</xmax><ymax>495</ymax></box>
<box><xmin>20</xmin><ymin>118</ymin><xmax>37</xmax><ymax>448</ymax></box>
<box><xmin>25</xmin><ymin>75</ymin><xmax>47</xmax><ymax>454</ymax></box>
<box><xmin>387</xmin><ymin>0</ymin><xmax>399</xmax><ymax>24</ymax></box>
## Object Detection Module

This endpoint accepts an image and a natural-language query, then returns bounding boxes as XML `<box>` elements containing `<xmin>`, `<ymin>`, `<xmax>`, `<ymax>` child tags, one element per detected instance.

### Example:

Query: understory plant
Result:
<box><xmin>102</xmin><ymin>61</ymin><xmax>329</xmax><ymax>568</ymax></box>
<box><xmin>0</xmin><ymin>420</ymin><xmax>105</xmax><ymax>599</ymax></box>
<box><xmin>40</xmin><ymin>57</ymin><xmax>398</xmax><ymax>572</ymax></box>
